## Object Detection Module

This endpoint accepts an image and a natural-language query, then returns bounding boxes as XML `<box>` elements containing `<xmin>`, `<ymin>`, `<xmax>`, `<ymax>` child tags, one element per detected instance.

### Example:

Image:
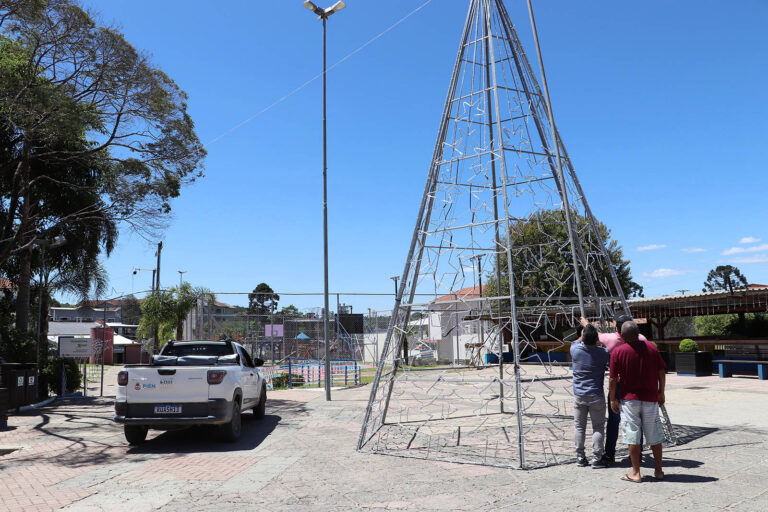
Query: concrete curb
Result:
<box><xmin>17</xmin><ymin>396</ymin><xmax>56</xmax><ymax>412</ymax></box>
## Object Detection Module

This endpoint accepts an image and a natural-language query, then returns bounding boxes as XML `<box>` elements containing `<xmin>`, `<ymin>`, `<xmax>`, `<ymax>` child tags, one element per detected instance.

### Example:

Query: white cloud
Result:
<box><xmin>729</xmin><ymin>254</ymin><xmax>768</xmax><ymax>264</ymax></box>
<box><xmin>722</xmin><ymin>243</ymin><xmax>768</xmax><ymax>255</ymax></box>
<box><xmin>739</xmin><ymin>237</ymin><xmax>761</xmax><ymax>244</ymax></box>
<box><xmin>681</xmin><ymin>247</ymin><xmax>706</xmax><ymax>253</ymax></box>
<box><xmin>637</xmin><ymin>244</ymin><xmax>666</xmax><ymax>252</ymax></box>
<box><xmin>644</xmin><ymin>268</ymin><xmax>689</xmax><ymax>279</ymax></box>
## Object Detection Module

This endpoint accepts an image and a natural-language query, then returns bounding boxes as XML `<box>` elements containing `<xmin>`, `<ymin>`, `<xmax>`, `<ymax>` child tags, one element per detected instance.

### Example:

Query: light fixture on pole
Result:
<box><xmin>391</xmin><ymin>276</ymin><xmax>400</xmax><ymax>298</ymax></box>
<box><xmin>132</xmin><ymin>268</ymin><xmax>155</xmax><ymax>292</ymax></box>
<box><xmin>303</xmin><ymin>0</ymin><xmax>346</xmax><ymax>402</ymax></box>
<box><xmin>178</xmin><ymin>270</ymin><xmax>187</xmax><ymax>287</ymax></box>
<box><xmin>34</xmin><ymin>236</ymin><xmax>66</xmax><ymax>370</ymax></box>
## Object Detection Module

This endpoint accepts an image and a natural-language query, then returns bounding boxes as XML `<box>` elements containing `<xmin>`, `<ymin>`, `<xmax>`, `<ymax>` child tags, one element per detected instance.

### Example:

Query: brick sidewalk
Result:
<box><xmin>0</xmin><ymin>374</ymin><xmax>766</xmax><ymax>511</ymax></box>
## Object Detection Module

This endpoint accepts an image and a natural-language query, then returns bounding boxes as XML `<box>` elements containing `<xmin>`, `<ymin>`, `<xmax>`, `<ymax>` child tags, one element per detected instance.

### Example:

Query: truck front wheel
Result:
<box><xmin>124</xmin><ymin>425</ymin><xmax>148</xmax><ymax>445</ymax></box>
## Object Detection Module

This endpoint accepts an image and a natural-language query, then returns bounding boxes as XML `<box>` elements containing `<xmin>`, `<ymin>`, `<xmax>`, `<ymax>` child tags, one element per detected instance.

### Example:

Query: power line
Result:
<box><xmin>205</xmin><ymin>0</ymin><xmax>435</xmax><ymax>146</ymax></box>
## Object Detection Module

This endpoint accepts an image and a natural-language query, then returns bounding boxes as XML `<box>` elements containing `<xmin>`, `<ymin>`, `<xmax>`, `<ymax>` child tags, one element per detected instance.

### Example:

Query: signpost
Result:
<box><xmin>58</xmin><ymin>336</ymin><xmax>90</xmax><ymax>396</ymax></box>
<box><xmin>58</xmin><ymin>336</ymin><xmax>90</xmax><ymax>358</ymax></box>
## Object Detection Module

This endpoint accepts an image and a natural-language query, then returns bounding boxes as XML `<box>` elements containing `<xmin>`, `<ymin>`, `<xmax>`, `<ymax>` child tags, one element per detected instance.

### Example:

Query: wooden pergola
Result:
<box><xmin>628</xmin><ymin>284</ymin><xmax>768</xmax><ymax>344</ymax></box>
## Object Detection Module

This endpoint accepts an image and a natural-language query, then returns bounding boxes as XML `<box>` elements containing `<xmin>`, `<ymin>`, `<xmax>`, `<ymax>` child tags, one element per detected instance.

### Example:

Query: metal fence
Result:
<box><xmin>258</xmin><ymin>358</ymin><xmax>361</xmax><ymax>390</ymax></box>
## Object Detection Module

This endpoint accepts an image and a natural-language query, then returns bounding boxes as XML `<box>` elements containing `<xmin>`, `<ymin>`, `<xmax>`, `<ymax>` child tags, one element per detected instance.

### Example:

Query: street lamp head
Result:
<box><xmin>325</xmin><ymin>1</ymin><xmax>346</xmax><ymax>15</ymax></box>
<box><xmin>303</xmin><ymin>0</ymin><xmax>324</xmax><ymax>16</ymax></box>
<box><xmin>304</xmin><ymin>0</ymin><xmax>345</xmax><ymax>18</ymax></box>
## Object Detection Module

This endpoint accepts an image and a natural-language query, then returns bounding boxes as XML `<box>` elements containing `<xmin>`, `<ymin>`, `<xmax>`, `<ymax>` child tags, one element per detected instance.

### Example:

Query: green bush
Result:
<box><xmin>0</xmin><ymin>328</ymin><xmax>37</xmax><ymax>363</ymax></box>
<box><xmin>270</xmin><ymin>373</ymin><xmax>305</xmax><ymax>388</ymax></box>
<box><xmin>678</xmin><ymin>338</ymin><xmax>699</xmax><ymax>352</ymax></box>
<box><xmin>42</xmin><ymin>357</ymin><xmax>83</xmax><ymax>395</ymax></box>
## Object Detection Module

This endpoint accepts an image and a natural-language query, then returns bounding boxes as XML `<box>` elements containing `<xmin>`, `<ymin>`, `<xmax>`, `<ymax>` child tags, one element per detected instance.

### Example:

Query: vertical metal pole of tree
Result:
<box><xmin>525</xmin><ymin>0</ymin><xmax>585</xmax><ymax>319</ymax></box>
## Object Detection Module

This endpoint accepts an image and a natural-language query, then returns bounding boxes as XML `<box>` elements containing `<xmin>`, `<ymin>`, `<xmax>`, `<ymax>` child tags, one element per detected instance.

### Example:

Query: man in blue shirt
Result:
<box><xmin>570</xmin><ymin>323</ymin><xmax>610</xmax><ymax>468</ymax></box>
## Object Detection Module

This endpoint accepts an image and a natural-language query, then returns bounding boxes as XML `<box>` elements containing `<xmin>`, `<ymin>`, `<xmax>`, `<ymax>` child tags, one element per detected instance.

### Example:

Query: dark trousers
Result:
<box><xmin>605</xmin><ymin>391</ymin><xmax>620</xmax><ymax>459</ymax></box>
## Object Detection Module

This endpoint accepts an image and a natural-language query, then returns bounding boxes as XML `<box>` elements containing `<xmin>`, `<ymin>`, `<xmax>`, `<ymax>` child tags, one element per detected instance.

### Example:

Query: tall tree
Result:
<box><xmin>278</xmin><ymin>304</ymin><xmax>301</xmax><ymax>319</ymax></box>
<box><xmin>248</xmin><ymin>283</ymin><xmax>279</xmax><ymax>317</ymax></box>
<box><xmin>484</xmin><ymin>209</ymin><xmax>643</xmax><ymax>303</ymax></box>
<box><xmin>703</xmin><ymin>265</ymin><xmax>749</xmax><ymax>330</ymax></box>
<box><xmin>120</xmin><ymin>295</ymin><xmax>142</xmax><ymax>325</ymax></box>
<box><xmin>702</xmin><ymin>265</ymin><xmax>748</xmax><ymax>294</ymax></box>
<box><xmin>0</xmin><ymin>0</ymin><xmax>205</xmax><ymax>331</ymax></box>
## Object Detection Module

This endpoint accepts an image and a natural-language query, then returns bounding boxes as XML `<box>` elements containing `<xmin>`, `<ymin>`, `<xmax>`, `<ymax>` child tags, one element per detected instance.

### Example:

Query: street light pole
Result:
<box><xmin>470</xmin><ymin>254</ymin><xmax>484</xmax><ymax>296</ymax></box>
<box><xmin>153</xmin><ymin>241</ymin><xmax>163</xmax><ymax>353</ymax></box>
<box><xmin>178</xmin><ymin>270</ymin><xmax>187</xmax><ymax>287</ymax></box>
<box><xmin>304</xmin><ymin>0</ymin><xmax>346</xmax><ymax>402</ymax></box>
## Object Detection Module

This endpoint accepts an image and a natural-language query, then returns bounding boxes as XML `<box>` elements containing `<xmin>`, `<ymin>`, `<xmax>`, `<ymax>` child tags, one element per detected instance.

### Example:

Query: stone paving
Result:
<box><xmin>0</xmin><ymin>370</ymin><xmax>767</xmax><ymax>511</ymax></box>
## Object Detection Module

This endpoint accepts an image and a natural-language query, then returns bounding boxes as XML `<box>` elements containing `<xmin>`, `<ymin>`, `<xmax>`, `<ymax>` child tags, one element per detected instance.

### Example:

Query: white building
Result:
<box><xmin>427</xmin><ymin>286</ymin><xmax>490</xmax><ymax>364</ymax></box>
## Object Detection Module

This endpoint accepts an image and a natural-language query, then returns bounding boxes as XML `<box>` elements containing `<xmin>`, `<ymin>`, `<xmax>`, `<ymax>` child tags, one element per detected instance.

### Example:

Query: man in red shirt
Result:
<box><xmin>609</xmin><ymin>320</ymin><xmax>666</xmax><ymax>483</ymax></box>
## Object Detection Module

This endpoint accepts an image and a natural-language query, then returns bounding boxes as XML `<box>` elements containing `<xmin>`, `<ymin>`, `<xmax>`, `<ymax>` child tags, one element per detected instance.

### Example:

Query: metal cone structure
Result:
<box><xmin>356</xmin><ymin>0</ymin><xmax>653</xmax><ymax>469</ymax></box>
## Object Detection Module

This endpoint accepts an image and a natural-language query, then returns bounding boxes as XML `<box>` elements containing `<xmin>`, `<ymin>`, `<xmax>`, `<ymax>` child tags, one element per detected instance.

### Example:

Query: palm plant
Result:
<box><xmin>137</xmin><ymin>284</ymin><xmax>215</xmax><ymax>345</ymax></box>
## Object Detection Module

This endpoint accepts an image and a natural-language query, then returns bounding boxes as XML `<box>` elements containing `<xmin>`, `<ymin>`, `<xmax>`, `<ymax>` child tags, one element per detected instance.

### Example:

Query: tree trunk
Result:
<box><xmin>176</xmin><ymin>318</ymin><xmax>183</xmax><ymax>341</ymax></box>
<box><xmin>15</xmin><ymin>246</ymin><xmax>32</xmax><ymax>333</ymax></box>
<box><xmin>14</xmin><ymin>144</ymin><xmax>33</xmax><ymax>333</ymax></box>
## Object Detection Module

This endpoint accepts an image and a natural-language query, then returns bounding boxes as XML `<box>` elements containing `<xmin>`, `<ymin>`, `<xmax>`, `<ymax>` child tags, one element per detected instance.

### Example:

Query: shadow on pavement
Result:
<box><xmin>266</xmin><ymin>398</ymin><xmax>312</xmax><ymax>415</ymax></box>
<box><xmin>129</xmin><ymin>414</ymin><xmax>282</xmax><ymax>454</ymax></box>
<box><xmin>645</xmin><ymin>456</ymin><xmax>703</xmax><ymax>469</ymax></box>
<box><xmin>660</xmin><ymin>474</ymin><xmax>719</xmax><ymax>483</ymax></box>
<box><xmin>672</xmin><ymin>424</ymin><xmax>718</xmax><ymax>446</ymax></box>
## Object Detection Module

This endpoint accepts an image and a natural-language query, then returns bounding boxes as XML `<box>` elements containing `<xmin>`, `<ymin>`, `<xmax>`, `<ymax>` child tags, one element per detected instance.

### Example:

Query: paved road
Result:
<box><xmin>1</xmin><ymin>373</ymin><xmax>767</xmax><ymax>511</ymax></box>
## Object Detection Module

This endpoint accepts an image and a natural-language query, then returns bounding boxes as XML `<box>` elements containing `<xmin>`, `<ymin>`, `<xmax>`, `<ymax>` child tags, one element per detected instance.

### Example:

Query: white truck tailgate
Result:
<box><xmin>126</xmin><ymin>367</ymin><xmax>209</xmax><ymax>403</ymax></box>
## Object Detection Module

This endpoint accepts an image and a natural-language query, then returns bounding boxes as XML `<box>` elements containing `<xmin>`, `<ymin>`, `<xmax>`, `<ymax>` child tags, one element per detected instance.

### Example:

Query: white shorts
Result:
<box><xmin>620</xmin><ymin>399</ymin><xmax>665</xmax><ymax>446</ymax></box>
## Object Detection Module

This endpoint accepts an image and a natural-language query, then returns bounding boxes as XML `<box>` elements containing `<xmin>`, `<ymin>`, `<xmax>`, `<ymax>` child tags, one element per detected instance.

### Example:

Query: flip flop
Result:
<box><xmin>620</xmin><ymin>473</ymin><xmax>642</xmax><ymax>483</ymax></box>
<box><xmin>652</xmin><ymin>472</ymin><xmax>665</xmax><ymax>481</ymax></box>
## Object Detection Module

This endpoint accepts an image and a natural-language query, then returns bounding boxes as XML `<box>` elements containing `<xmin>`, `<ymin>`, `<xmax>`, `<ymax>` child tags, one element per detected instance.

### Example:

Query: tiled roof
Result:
<box><xmin>434</xmin><ymin>286</ymin><xmax>481</xmax><ymax>303</ymax></box>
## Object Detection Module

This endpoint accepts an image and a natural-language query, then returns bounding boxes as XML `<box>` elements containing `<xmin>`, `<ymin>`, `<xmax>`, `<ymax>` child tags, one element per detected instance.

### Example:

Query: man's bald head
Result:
<box><xmin>621</xmin><ymin>320</ymin><xmax>640</xmax><ymax>343</ymax></box>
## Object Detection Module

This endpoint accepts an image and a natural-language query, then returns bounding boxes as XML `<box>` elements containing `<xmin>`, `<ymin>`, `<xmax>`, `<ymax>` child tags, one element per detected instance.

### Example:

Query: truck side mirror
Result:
<box><xmin>254</xmin><ymin>357</ymin><xmax>264</xmax><ymax>367</ymax></box>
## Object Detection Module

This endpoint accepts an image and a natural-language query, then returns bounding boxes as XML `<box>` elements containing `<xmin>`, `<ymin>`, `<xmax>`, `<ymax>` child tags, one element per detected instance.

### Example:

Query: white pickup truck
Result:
<box><xmin>114</xmin><ymin>339</ymin><xmax>266</xmax><ymax>445</ymax></box>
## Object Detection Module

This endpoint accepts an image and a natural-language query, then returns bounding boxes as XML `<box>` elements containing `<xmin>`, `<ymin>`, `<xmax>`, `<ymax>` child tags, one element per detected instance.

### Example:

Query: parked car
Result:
<box><xmin>114</xmin><ymin>339</ymin><xmax>266</xmax><ymax>444</ymax></box>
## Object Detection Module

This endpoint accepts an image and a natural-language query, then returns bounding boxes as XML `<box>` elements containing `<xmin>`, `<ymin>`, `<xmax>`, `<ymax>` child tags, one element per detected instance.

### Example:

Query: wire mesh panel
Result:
<box><xmin>358</xmin><ymin>0</ymin><xmax>639</xmax><ymax>469</ymax></box>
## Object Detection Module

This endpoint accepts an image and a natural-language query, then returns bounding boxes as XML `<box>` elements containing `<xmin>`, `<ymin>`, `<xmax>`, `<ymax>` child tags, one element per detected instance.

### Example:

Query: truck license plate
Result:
<box><xmin>154</xmin><ymin>404</ymin><xmax>182</xmax><ymax>414</ymax></box>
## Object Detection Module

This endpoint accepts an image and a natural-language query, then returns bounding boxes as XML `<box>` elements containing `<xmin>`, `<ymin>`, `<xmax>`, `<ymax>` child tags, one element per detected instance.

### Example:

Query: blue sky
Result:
<box><xmin>80</xmin><ymin>0</ymin><xmax>768</xmax><ymax>312</ymax></box>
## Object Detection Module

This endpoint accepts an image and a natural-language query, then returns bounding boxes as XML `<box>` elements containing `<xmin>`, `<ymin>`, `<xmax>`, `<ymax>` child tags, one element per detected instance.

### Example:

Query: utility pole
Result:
<box><xmin>100</xmin><ymin>299</ymin><xmax>107</xmax><ymax>396</ymax></box>
<box><xmin>153</xmin><ymin>241</ymin><xmax>163</xmax><ymax>352</ymax></box>
<box><xmin>470</xmin><ymin>254</ymin><xmax>484</xmax><ymax>295</ymax></box>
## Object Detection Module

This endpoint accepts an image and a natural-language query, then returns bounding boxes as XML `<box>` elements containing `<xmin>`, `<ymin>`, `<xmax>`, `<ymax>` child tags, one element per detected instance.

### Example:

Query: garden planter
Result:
<box><xmin>675</xmin><ymin>351</ymin><xmax>712</xmax><ymax>377</ymax></box>
<box><xmin>659</xmin><ymin>351</ymin><xmax>674</xmax><ymax>372</ymax></box>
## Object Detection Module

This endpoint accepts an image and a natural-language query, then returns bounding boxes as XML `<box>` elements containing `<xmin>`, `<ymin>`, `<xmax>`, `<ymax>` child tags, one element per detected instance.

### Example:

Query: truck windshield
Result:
<box><xmin>162</xmin><ymin>344</ymin><xmax>233</xmax><ymax>357</ymax></box>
